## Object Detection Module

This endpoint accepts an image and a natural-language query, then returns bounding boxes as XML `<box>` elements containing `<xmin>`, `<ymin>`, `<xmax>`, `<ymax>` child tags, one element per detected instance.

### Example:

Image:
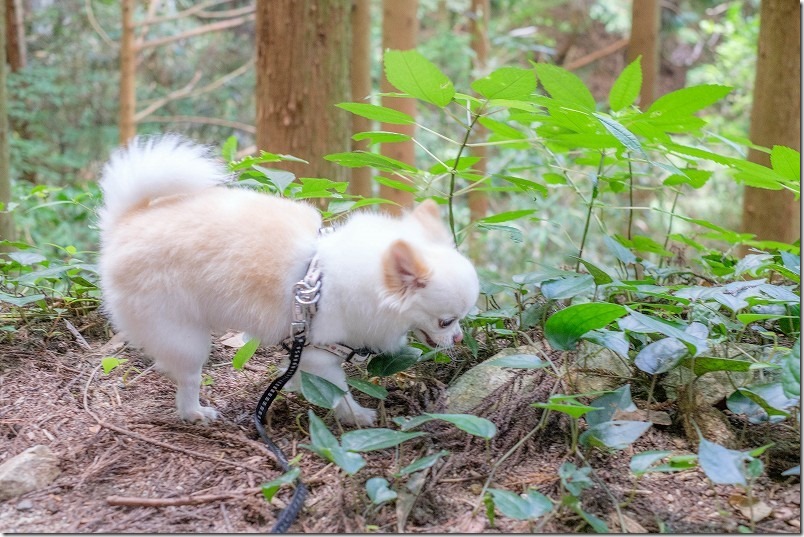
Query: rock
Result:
<box><xmin>442</xmin><ymin>345</ymin><xmax>544</xmax><ymax>414</ymax></box>
<box><xmin>0</xmin><ymin>445</ymin><xmax>61</xmax><ymax>501</ymax></box>
<box><xmin>16</xmin><ymin>498</ymin><xmax>33</xmax><ymax>511</ymax></box>
<box><xmin>567</xmin><ymin>342</ymin><xmax>633</xmax><ymax>393</ymax></box>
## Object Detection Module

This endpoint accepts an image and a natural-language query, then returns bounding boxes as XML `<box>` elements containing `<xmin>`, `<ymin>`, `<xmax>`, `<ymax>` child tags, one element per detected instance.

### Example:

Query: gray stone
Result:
<box><xmin>0</xmin><ymin>445</ymin><xmax>61</xmax><ymax>501</ymax></box>
<box><xmin>16</xmin><ymin>498</ymin><xmax>33</xmax><ymax>511</ymax></box>
<box><xmin>443</xmin><ymin>345</ymin><xmax>544</xmax><ymax>414</ymax></box>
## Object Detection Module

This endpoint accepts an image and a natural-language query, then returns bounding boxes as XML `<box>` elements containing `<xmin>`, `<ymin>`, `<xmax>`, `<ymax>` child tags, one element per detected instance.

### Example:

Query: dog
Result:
<box><xmin>97</xmin><ymin>135</ymin><xmax>480</xmax><ymax>426</ymax></box>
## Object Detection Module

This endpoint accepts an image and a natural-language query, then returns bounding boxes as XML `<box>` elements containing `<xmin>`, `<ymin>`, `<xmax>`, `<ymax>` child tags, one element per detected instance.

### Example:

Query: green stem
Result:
<box><xmin>659</xmin><ymin>188</ymin><xmax>681</xmax><ymax>269</ymax></box>
<box><xmin>575</xmin><ymin>152</ymin><xmax>605</xmax><ymax>271</ymax></box>
<box><xmin>448</xmin><ymin>112</ymin><xmax>482</xmax><ymax>246</ymax></box>
<box><xmin>627</xmin><ymin>153</ymin><xmax>634</xmax><ymax>241</ymax></box>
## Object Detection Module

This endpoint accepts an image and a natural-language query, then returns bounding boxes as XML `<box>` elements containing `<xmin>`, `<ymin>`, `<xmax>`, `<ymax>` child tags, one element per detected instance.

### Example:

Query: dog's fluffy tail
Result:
<box><xmin>98</xmin><ymin>134</ymin><xmax>229</xmax><ymax>229</ymax></box>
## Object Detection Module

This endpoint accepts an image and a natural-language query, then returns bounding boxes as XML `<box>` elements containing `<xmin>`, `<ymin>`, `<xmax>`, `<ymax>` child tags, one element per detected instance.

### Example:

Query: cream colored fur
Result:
<box><xmin>98</xmin><ymin>135</ymin><xmax>479</xmax><ymax>426</ymax></box>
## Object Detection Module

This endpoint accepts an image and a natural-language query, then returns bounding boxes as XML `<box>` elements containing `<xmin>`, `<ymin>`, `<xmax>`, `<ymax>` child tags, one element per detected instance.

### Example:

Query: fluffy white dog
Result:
<box><xmin>98</xmin><ymin>135</ymin><xmax>479</xmax><ymax>425</ymax></box>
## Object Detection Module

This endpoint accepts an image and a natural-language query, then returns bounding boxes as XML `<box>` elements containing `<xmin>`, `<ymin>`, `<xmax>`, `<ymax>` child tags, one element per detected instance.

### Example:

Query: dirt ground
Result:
<box><xmin>0</xmin><ymin>312</ymin><xmax>800</xmax><ymax>534</ymax></box>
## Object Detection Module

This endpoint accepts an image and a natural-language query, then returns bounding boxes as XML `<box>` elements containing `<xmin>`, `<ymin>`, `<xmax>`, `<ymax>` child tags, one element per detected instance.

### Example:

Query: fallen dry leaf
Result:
<box><xmin>728</xmin><ymin>493</ymin><xmax>773</xmax><ymax>522</ymax></box>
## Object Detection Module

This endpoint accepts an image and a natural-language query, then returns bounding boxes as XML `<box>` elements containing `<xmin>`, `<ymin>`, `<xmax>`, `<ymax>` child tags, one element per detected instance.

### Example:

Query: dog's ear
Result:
<box><xmin>411</xmin><ymin>200</ymin><xmax>453</xmax><ymax>245</ymax></box>
<box><xmin>383</xmin><ymin>239</ymin><xmax>431</xmax><ymax>297</ymax></box>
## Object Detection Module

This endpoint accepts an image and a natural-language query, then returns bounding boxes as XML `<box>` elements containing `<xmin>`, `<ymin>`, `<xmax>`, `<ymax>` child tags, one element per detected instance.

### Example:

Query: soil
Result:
<box><xmin>0</xmin><ymin>313</ymin><xmax>799</xmax><ymax>534</ymax></box>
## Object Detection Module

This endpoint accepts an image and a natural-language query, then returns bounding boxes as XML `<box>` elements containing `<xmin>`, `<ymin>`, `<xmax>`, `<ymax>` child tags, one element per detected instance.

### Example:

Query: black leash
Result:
<box><xmin>254</xmin><ymin>332</ymin><xmax>308</xmax><ymax>533</ymax></box>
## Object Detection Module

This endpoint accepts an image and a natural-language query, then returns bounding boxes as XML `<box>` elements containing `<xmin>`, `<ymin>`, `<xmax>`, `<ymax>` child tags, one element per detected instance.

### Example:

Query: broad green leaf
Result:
<box><xmin>393</xmin><ymin>414</ymin><xmax>433</xmax><ymax>432</ymax></box>
<box><xmin>634</xmin><ymin>337</ymin><xmax>689</xmax><ymax>374</ymax></box>
<box><xmin>221</xmin><ymin>136</ymin><xmax>238</xmax><ymax>162</ymax></box>
<box><xmin>770</xmin><ymin>145</ymin><xmax>800</xmax><ymax>181</ymax></box>
<box><xmin>593</xmin><ymin>113</ymin><xmax>646</xmax><ymax>156</ymax></box>
<box><xmin>307</xmin><ymin>410</ymin><xmax>339</xmax><ymax>450</ymax></box>
<box><xmin>261</xmin><ymin>468</ymin><xmax>301</xmax><ymax>501</ymax></box>
<box><xmin>558</xmin><ymin>462</ymin><xmax>594</xmax><ymax>496</ymax></box>
<box><xmin>630</xmin><ymin>450</ymin><xmax>672</xmax><ymax>476</ymax></box>
<box><xmin>341</xmin><ymin>428</ymin><xmax>425</xmax><ymax>452</ymax></box>
<box><xmin>346</xmin><ymin>378</ymin><xmax>388</xmax><ymax>400</ymax></box>
<box><xmin>624</xmin><ymin>310</ymin><xmax>708</xmax><ymax>356</ymax></box>
<box><xmin>395</xmin><ymin>450</ymin><xmax>449</xmax><ymax>477</ymax></box>
<box><xmin>425</xmin><ymin>413</ymin><xmax>497</xmax><ymax>439</ymax></box>
<box><xmin>570</xmin><ymin>257</ymin><xmax>614</xmax><ymax>285</ymax></box>
<box><xmin>352</xmin><ymin>131</ymin><xmax>412</xmax><ymax>145</ymax></box>
<box><xmin>532</xmin><ymin>396</ymin><xmax>601</xmax><ymax>419</ymax></box>
<box><xmin>384</xmin><ymin>49</ymin><xmax>455</xmax><ymax>107</ymax></box>
<box><xmin>532</xmin><ymin>62</ymin><xmax>596</xmax><ymax>111</ymax></box>
<box><xmin>326</xmin><ymin>447</ymin><xmax>367</xmax><ymax>475</ymax></box>
<box><xmin>336</xmin><ymin>102</ymin><xmax>415</xmax><ymax>125</ymax></box>
<box><xmin>324</xmin><ymin>151</ymin><xmax>417</xmax><ymax>172</ymax></box>
<box><xmin>485</xmin><ymin>353</ymin><xmax>548</xmax><ymax>369</ymax></box>
<box><xmin>0</xmin><ymin>292</ymin><xmax>47</xmax><ymax>307</ymax></box>
<box><xmin>541</xmin><ymin>274</ymin><xmax>595</xmax><ymax>300</ymax></box>
<box><xmin>101</xmin><ymin>356</ymin><xmax>127</xmax><ymax>375</ymax></box>
<box><xmin>366</xmin><ymin>477</ymin><xmax>397</xmax><ymax>505</ymax></box>
<box><xmin>580</xmin><ymin>420</ymin><xmax>652</xmax><ymax>450</ymax></box>
<box><xmin>736</xmin><ymin>382</ymin><xmax>797</xmax><ymax>418</ymax></box>
<box><xmin>302</xmin><ymin>412</ymin><xmax>366</xmax><ymax>474</ymax></box>
<box><xmin>488</xmin><ymin>488</ymin><xmax>552</xmax><ymax>521</ymax></box>
<box><xmin>544</xmin><ymin>303</ymin><xmax>628</xmax><ymax>351</ymax></box>
<box><xmin>679</xmin><ymin>356</ymin><xmax>756</xmax><ymax>377</ymax></box>
<box><xmin>252</xmin><ymin>166</ymin><xmax>296</xmax><ymax>192</ymax></box>
<box><xmin>367</xmin><ymin>346</ymin><xmax>422</xmax><ymax>377</ymax></box>
<box><xmin>585</xmin><ymin>385</ymin><xmax>637</xmax><ymax>427</ymax></box>
<box><xmin>609</xmin><ymin>56</ymin><xmax>642</xmax><ymax>111</ymax></box>
<box><xmin>477</xmin><ymin>223</ymin><xmax>524</xmax><ymax>243</ymax></box>
<box><xmin>581</xmin><ymin>329</ymin><xmax>630</xmax><ymax>357</ymax></box>
<box><xmin>781</xmin><ymin>342</ymin><xmax>800</xmax><ymax>398</ymax></box>
<box><xmin>646</xmin><ymin>84</ymin><xmax>732</xmax><ymax>121</ymax></box>
<box><xmin>471</xmin><ymin>66</ymin><xmax>536</xmax><ymax>100</ymax></box>
<box><xmin>300</xmin><ymin>371</ymin><xmax>346</xmax><ymax>409</ymax></box>
<box><xmin>7</xmin><ymin>251</ymin><xmax>46</xmax><ymax>265</ymax></box>
<box><xmin>604</xmin><ymin>235</ymin><xmax>637</xmax><ymax>264</ymax></box>
<box><xmin>698</xmin><ymin>438</ymin><xmax>752</xmax><ymax>486</ymax></box>
<box><xmin>232</xmin><ymin>337</ymin><xmax>260</xmax><ymax>370</ymax></box>
<box><xmin>476</xmin><ymin>209</ymin><xmax>537</xmax><ymax>224</ymax></box>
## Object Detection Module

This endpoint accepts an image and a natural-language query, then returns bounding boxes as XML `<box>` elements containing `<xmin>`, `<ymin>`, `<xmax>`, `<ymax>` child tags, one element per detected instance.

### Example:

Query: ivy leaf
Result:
<box><xmin>471</xmin><ymin>66</ymin><xmax>536</xmax><ymax>100</ymax></box>
<box><xmin>300</xmin><ymin>371</ymin><xmax>346</xmax><ymax>410</ymax></box>
<box><xmin>384</xmin><ymin>49</ymin><xmax>455</xmax><ymax>107</ymax></box>
<box><xmin>609</xmin><ymin>56</ymin><xmax>642</xmax><ymax>111</ymax></box>
<box><xmin>585</xmin><ymin>385</ymin><xmax>637</xmax><ymax>427</ymax></box>
<box><xmin>488</xmin><ymin>488</ymin><xmax>552</xmax><ymax>520</ymax></box>
<box><xmin>532</xmin><ymin>62</ymin><xmax>596</xmax><ymax>111</ymax></box>
<box><xmin>580</xmin><ymin>420</ymin><xmax>652</xmax><ymax>450</ymax></box>
<box><xmin>366</xmin><ymin>477</ymin><xmax>397</xmax><ymax>505</ymax></box>
<box><xmin>544</xmin><ymin>303</ymin><xmax>628</xmax><ymax>351</ymax></box>
<box><xmin>698</xmin><ymin>438</ymin><xmax>752</xmax><ymax>486</ymax></box>
<box><xmin>634</xmin><ymin>337</ymin><xmax>689</xmax><ymax>374</ymax></box>
<box><xmin>336</xmin><ymin>102</ymin><xmax>415</xmax><ymax>125</ymax></box>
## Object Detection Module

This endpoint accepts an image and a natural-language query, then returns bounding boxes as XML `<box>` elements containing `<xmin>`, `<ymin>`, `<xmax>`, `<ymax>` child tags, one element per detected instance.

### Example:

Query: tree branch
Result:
<box><xmin>135</xmin><ymin>0</ymin><xmax>163</xmax><ymax>49</ymax></box>
<box><xmin>564</xmin><ymin>37</ymin><xmax>629</xmax><ymax>71</ymax></box>
<box><xmin>197</xmin><ymin>5</ymin><xmax>255</xmax><ymax>19</ymax></box>
<box><xmin>134</xmin><ymin>0</ymin><xmax>234</xmax><ymax>27</ymax></box>
<box><xmin>84</xmin><ymin>0</ymin><xmax>116</xmax><ymax>49</ymax></box>
<box><xmin>139</xmin><ymin>14</ymin><xmax>254</xmax><ymax>50</ymax></box>
<box><xmin>139</xmin><ymin>115</ymin><xmax>256</xmax><ymax>134</ymax></box>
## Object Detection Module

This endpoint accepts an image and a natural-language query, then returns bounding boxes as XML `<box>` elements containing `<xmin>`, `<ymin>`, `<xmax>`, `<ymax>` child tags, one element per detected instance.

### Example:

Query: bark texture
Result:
<box><xmin>626</xmin><ymin>0</ymin><xmax>661</xmax><ymax>107</ymax></box>
<box><xmin>0</xmin><ymin>0</ymin><xmax>11</xmax><ymax>245</ymax></box>
<box><xmin>349</xmin><ymin>0</ymin><xmax>372</xmax><ymax>197</ymax></box>
<box><xmin>118</xmin><ymin>0</ymin><xmax>137</xmax><ymax>144</ymax></box>
<box><xmin>468</xmin><ymin>0</ymin><xmax>489</xmax><ymax>223</ymax></box>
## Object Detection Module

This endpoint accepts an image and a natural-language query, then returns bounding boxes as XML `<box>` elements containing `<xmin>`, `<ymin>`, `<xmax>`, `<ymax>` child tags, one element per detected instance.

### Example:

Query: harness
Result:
<box><xmin>254</xmin><ymin>246</ymin><xmax>375</xmax><ymax>532</ymax></box>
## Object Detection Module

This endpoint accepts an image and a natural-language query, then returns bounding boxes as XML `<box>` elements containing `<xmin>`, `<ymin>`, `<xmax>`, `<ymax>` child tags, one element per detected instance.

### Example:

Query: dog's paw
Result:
<box><xmin>335</xmin><ymin>403</ymin><xmax>377</xmax><ymax>427</ymax></box>
<box><xmin>180</xmin><ymin>405</ymin><xmax>219</xmax><ymax>424</ymax></box>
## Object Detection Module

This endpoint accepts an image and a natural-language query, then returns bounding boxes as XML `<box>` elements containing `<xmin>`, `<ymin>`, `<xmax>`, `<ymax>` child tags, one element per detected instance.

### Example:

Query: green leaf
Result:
<box><xmin>558</xmin><ymin>462</ymin><xmax>595</xmax><ymax>496</ymax></box>
<box><xmin>324</xmin><ymin>151</ymin><xmax>417</xmax><ymax>173</ymax></box>
<box><xmin>580</xmin><ymin>420</ymin><xmax>652</xmax><ymax>450</ymax></box>
<box><xmin>366</xmin><ymin>477</ymin><xmax>397</xmax><ymax>505</ymax></box>
<box><xmin>384</xmin><ymin>49</ymin><xmax>455</xmax><ymax>107</ymax></box>
<box><xmin>532</xmin><ymin>395</ymin><xmax>601</xmax><ymax>419</ymax></box>
<box><xmin>0</xmin><ymin>292</ymin><xmax>47</xmax><ymax>307</ymax></box>
<box><xmin>261</xmin><ymin>467</ymin><xmax>301</xmax><ymax>501</ymax></box>
<box><xmin>302</xmin><ymin>412</ymin><xmax>366</xmax><ymax>474</ymax></box>
<box><xmin>781</xmin><ymin>342</ymin><xmax>800</xmax><ymax>398</ymax></box>
<box><xmin>221</xmin><ymin>136</ymin><xmax>238</xmax><ymax>162</ymax></box>
<box><xmin>630</xmin><ymin>450</ymin><xmax>672</xmax><ymax>476</ymax></box>
<box><xmin>300</xmin><ymin>371</ymin><xmax>346</xmax><ymax>409</ymax></box>
<box><xmin>570</xmin><ymin>257</ymin><xmax>614</xmax><ymax>285</ymax></box>
<box><xmin>735</xmin><ymin>382</ymin><xmax>797</xmax><ymax>419</ymax></box>
<box><xmin>101</xmin><ymin>356</ymin><xmax>127</xmax><ymax>375</ymax></box>
<box><xmin>425</xmin><ymin>413</ymin><xmax>497</xmax><ymax>439</ymax></box>
<box><xmin>488</xmin><ymin>488</ymin><xmax>552</xmax><ymax>521</ymax></box>
<box><xmin>252</xmin><ymin>166</ymin><xmax>296</xmax><ymax>192</ymax></box>
<box><xmin>622</xmin><ymin>310</ymin><xmax>708</xmax><ymax>356</ymax></box>
<box><xmin>395</xmin><ymin>450</ymin><xmax>449</xmax><ymax>477</ymax></box>
<box><xmin>698</xmin><ymin>438</ymin><xmax>752</xmax><ymax>486</ymax></box>
<box><xmin>532</xmin><ymin>62</ymin><xmax>596</xmax><ymax>111</ymax></box>
<box><xmin>679</xmin><ymin>356</ymin><xmax>756</xmax><ymax>377</ymax></box>
<box><xmin>544</xmin><ymin>303</ymin><xmax>628</xmax><ymax>351</ymax></box>
<box><xmin>593</xmin><ymin>113</ymin><xmax>646</xmax><ymax>156</ymax></box>
<box><xmin>541</xmin><ymin>274</ymin><xmax>595</xmax><ymax>300</ymax></box>
<box><xmin>476</xmin><ymin>209</ymin><xmax>537</xmax><ymax>224</ymax></box>
<box><xmin>634</xmin><ymin>337</ymin><xmax>689</xmax><ymax>374</ymax></box>
<box><xmin>232</xmin><ymin>337</ymin><xmax>260</xmax><ymax>370</ymax></box>
<box><xmin>367</xmin><ymin>346</ymin><xmax>423</xmax><ymax>377</ymax></box>
<box><xmin>609</xmin><ymin>56</ymin><xmax>642</xmax><ymax>111</ymax></box>
<box><xmin>471</xmin><ymin>66</ymin><xmax>536</xmax><ymax>100</ymax></box>
<box><xmin>770</xmin><ymin>145</ymin><xmax>801</xmax><ymax>181</ymax></box>
<box><xmin>581</xmin><ymin>329</ymin><xmax>629</xmax><ymax>357</ymax></box>
<box><xmin>336</xmin><ymin>102</ymin><xmax>415</xmax><ymax>125</ymax></box>
<box><xmin>485</xmin><ymin>354</ymin><xmax>548</xmax><ymax>369</ymax></box>
<box><xmin>646</xmin><ymin>84</ymin><xmax>732</xmax><ymax>121</ymax></box>
<box><xmin>585</xmin><ymin>385</ymin><xmax>637</xmax><ymax>427</ymax></box>
<box><xmin>307</xmin><ymin>410</ymin><xmax>339</xmax><ymax>450</ymax></box>
<box><xmin>352</xmin><ymin>131</ymin><xmax>412</xmax><ymax>145</ymax></box>
<box><xmin>372</xmin><ymin>175</ymin><xmax>418</xmax><ymax>193</ymax></box>
<box><xmin>346</xmin><ymin>378</ymin><xmax>388</xmax><ymax>400</ymax></box>
<box><xmin>341</xmin><ymin>428</ymin><xmax>425</xmax><ymax>452</ymax></box>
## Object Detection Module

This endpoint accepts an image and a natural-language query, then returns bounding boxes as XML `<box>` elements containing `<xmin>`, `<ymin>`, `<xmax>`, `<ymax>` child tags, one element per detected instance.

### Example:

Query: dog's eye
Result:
<box><xmin>438</xmin><ymin>318</ymin><xmax>456</xmax><ymax>329</ymax></box>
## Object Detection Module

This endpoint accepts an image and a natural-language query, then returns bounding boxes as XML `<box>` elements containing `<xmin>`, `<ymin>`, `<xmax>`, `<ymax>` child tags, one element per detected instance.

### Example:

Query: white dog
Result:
<box><xmin>97</xmin><ymin>135</ymin><xmax>479</xmax><ymax>426</ymax></box>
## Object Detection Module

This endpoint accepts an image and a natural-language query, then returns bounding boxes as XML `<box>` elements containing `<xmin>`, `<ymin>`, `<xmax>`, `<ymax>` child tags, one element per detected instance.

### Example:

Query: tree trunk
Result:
<box><xmin>5</xmin><ymin>0</ymin><xmax>25</xmax><ymax>72</ymax></box>
<box><xmin>349</xmin><ymin>0</ymin><xmax>372</xmax><ymax>198</ymax></box>
<box><xmin>119</xmin><ymin>0</ymin><xmax>137</xmax><ymax>144</ymax></box>
<box><xmin>255</xmin><ymin>0</ymin><xmax>352</xmax><ymax>184</ymax></box>
<box><xmin>379</xmin><ymin>0</ymin><xmax>417</xmax><ymax>215</ymax></box>
<box><xmin>626</xmin><ymin>0</ymin><xmax>661</xmax><ymax>108</ymax></box>
<box><xmin>741</xmin><ymin>0</ymin><xmax>801</xmax><ymax>245</ymax></box>
<box><xmin>0</xmin><ymin>0</ymin><xmax>12</xmax><ymax>246</ymax></box>
<box><xmin>468</xmin><ymin>0</ymin><xmax>489</xmax><ymax>223</ymax></box>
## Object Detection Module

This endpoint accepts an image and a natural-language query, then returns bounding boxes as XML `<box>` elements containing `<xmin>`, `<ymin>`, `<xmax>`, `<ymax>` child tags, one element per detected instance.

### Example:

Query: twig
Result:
<box><xmin>84</xmin><ymin>0</ymin><xmax>116</xmax><ymax>48</ymax></box>
<box><xmin>82</xmin><ymin>364</ymin><xmax>276</xmax><ymax>474</ymax></box>
<box><xmin>564</xmin><ymin>38</ymin><xmax>629</xmax><ymax>71</ymax></box>
<box><xmin>107</xmin><ymin>487</ymin><xmax>262</xmax><ymax>507</ymax></box>
<box><xmin>139</xmin><ymin>14</ymin><xmax>255</xmax><ymax>50</ymax></box>
<box><xmin>139</xmin><ymin>115</ymin><xmax>256</xmax><ymax>134</ymax></box>
<box><xmin>134</xmin><ymin>0</ymin><xmax>233</xmax><ymax>26</ymax></box>
<box><xmin>64</xmin><ymin>319</ymin><xmax>91</xmax><ymax>350</ymax></box>
<box><xmin>197</xmin><ymin>5</ymin><xmax>255</xmax><ymax>19</ymax></box>
<box><xmin>134</xmin><ymin>0</ymin><xmax>163</xmax><ymax>49</ymax></box>
<box><xmin>134</xmin><ymin>71</ymin><xmax>203</xmax><ymax>121</ymax></box>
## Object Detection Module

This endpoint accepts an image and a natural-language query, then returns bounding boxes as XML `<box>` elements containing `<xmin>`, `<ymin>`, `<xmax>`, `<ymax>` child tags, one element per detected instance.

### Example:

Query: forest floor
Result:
<box><xmin>0</xmin><ymin>312</ymin><xmax>799</xmax><ymax>534</ymax></box>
